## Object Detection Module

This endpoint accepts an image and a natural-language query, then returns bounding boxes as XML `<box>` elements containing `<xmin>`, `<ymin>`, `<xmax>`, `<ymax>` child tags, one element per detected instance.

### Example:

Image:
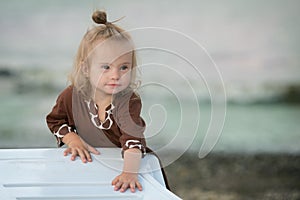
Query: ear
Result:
<box><xmin>81</xmin><ymin>62</ymin><xmax>89</xmax><ymax>77</ymax></box>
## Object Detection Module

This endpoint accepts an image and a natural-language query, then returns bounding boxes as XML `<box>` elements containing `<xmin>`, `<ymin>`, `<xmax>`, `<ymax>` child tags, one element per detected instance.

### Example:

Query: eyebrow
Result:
<box><xmin>119</xmin><ymin>62</ymin><xmax>132</xmax><ymax>65</ymax></box>
<box><xmin>97</xmin><ymin>62</ymin><xmax>132</xmax><ymax>66</ymax></box>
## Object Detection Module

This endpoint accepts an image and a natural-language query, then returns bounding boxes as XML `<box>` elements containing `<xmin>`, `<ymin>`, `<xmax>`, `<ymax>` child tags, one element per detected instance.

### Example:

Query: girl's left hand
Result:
<box><xmin>112</xmin><ymin>172</ymin><xmax>142</xmax><ymax>193</ymax></box>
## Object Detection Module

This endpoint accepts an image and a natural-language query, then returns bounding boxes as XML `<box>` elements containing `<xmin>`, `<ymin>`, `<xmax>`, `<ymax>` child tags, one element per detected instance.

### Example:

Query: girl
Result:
<box><xmin>46</xmin><ymin>10</ymin><xmax>168</xmax><ymax>193</ymax></box>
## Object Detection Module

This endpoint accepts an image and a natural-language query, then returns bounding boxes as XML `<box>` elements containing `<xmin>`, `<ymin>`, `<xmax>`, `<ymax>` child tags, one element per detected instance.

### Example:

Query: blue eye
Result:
<box><xmin>120</xmin><ymin>65</ymin><xmax>129</xmax><ymax>71</ymax></box>
<box><xmin>102</xmin><ymin>65</ymin><xmax>110</xmax><ymax>70</ymax></box>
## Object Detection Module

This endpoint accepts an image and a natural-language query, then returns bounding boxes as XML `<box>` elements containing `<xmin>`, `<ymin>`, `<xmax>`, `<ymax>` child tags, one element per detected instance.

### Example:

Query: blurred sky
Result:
<box><xmin>0</xmin><ymin>0</ymin><xmax>300</xmax><ymax>99</ymax></box>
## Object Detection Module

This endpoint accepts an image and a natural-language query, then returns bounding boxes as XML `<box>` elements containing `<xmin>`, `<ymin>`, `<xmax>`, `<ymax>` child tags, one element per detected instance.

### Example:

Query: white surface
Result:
<box><xmin>0</xmin><ymin>148</ymin><xmax>181</xmax><ymax>200</ymax></box>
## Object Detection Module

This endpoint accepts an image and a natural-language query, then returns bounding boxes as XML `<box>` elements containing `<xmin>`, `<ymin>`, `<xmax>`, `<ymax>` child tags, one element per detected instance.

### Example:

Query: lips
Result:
<box><xmin>106</xmin><ymin>84</ymin><xmax>121</xmax><ymax>87</ymax></box>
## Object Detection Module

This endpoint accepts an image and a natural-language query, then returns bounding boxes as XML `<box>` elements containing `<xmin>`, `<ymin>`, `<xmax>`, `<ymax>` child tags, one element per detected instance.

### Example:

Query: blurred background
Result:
<box><xmin>0</xmin><ymin>0</ymin><xmax>299</xmax><ymax>199</ymax></box>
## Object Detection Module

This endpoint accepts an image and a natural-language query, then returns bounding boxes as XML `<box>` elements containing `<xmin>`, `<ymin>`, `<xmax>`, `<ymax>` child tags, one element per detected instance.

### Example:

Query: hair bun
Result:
<box><xmin>92</xmin><ymin>10</ymin><xmax>107</xmax><ymax>24</ymax></box>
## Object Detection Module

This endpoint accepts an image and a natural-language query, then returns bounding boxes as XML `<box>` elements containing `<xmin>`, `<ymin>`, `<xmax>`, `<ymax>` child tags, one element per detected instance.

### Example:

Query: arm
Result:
<box><xmin>116</xmin><ymin>93</ymin><xmax>147</xmax><ymax>157</ymax></box>
<box><xmin>111</xmin><ymin>93</ymin><xmax>146</xmax><ymax>192</ymax></box>
<box><xmin>46</xmin><ymin>87</ymin><xmax>75</xmax><ymax>146</ymax></box>
<box><xmin>46</xmin><ymin>86</ymin><xmax>99</xmax><ymax>162</ymax></box>
<box><xmin>112</xmin><ymin>148</ymin><xmax>142</xmax><ymax>192</ymax></box>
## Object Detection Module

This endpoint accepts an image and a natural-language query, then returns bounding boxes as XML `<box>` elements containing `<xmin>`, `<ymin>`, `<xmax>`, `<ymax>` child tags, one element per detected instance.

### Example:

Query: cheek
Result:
<box><xmin>89</xmin><ymin>70</ymin><xmax>105</xmax><ymax>84</ymax></box>
<box><xmin>121</xmin><ymin>71</ymin><xmax>132</xmax><ymax>82</ymax></box>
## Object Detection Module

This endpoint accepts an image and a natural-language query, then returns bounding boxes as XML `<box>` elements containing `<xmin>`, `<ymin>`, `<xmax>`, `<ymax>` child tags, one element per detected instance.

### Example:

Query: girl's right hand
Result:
<box><xmin>62</xmin><ymin>132</ymin><xmax>100</xmax><ymax>163</ymax></box>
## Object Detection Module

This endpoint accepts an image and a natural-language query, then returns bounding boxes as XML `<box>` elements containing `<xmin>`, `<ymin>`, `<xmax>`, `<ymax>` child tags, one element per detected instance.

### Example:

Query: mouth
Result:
<box><xmin>106</xmin><ymin>84</ymin><xmax>121</xmax><ymax>87</ymax></box>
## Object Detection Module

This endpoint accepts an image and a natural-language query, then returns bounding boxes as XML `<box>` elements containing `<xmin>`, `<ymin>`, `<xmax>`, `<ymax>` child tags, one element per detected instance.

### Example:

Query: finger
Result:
<box><xmin>114</xmin><ymin>181</ymin><xmax>122</xmax><ymax>191</ymax></box>
<box><xmin>111</xmin><ymin>176</ymin><xmax>119</xmax><ymax>186</ymax></box>
<box><xmin>71</xmin><ymin>149</ymin><xmax>78</xmax><ymax>161</ymax></box>
<box><xmin>88</xmin><ymin>145</ymin><xmax>100</xmax><ymax>155</ymax></box>
<box><xmin>84</xmin><ymin>150</ymin><xmax>92</xmax><ymax>162</ymax></box>
<box><xmin>64</xmin><ymin>148</ymin><xmax>71</xmax><ymax>156</ymax></box>
<box><xmin>120</xmin><ymin>182</ymin><xmax>129</xmax><ymax>193</ymax></box>
<box><xmin>79</xmin><ymin>137</ymin><xmax>98</xmax><ymax>155</ymax></box>
<box><xmin>136</xmin><ymin>181</ymin><xmax>143</xmax><ymax>191</ymax></box>
<box><xmin>77</xmin><ymin>149</ymin><xmax>87</xmax><ymax>163</ymax></box>
<box><xmin>130</xmin><ymin>182</ymin><xmax>136</xmax><ymax>193</ymax></box>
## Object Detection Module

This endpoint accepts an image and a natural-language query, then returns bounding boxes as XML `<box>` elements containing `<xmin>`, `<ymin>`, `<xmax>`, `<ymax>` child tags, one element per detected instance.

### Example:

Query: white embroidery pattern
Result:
<box><xmin>125</xmin><ymin>139</ymin><xmax>141</xmax><ymax>148</ymax></box>
<box><xmin>125</xmin><ymin>139</ymin><xmax>146</xmax><ymax>156</ymax></box>
<box><xmin>54</xmin><ymin>124</ymin><xmax>72</xmax><ymax>138</ymax></box>
<box><xmin>86</xmin><ymin>100</ymin><xmax>115</xmax><ymax>130</ymax></box>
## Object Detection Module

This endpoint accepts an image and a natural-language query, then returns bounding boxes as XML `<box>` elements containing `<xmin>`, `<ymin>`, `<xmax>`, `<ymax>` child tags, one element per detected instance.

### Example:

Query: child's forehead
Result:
<box><xmin>88</xmin><ymin>39</ymin><xmax>134</xmax><ymax>62</ymax></box>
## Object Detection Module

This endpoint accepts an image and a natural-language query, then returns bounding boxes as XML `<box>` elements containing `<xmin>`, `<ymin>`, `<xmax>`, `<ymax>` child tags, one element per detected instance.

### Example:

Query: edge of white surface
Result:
<box><xmin>0</xmin><ymin>148</ymin><xmax>182</xmax><ymax>200</ymax></box>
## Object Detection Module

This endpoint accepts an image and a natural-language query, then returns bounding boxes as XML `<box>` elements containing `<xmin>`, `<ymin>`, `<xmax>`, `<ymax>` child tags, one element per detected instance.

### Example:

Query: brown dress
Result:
<box><xmin>46</xmin><ymin>85</ymin><xmax>170</xmax><ymax>189</ymax></box>
<box><xmin>46</xmin><ymin>85</ymin><xmax>147</xmax><ymax>155</ymax></box>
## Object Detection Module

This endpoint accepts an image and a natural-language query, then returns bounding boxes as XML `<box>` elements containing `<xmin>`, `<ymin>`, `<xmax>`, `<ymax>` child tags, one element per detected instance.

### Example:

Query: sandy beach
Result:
<box><xmin>165</xmin><ymin>152</ymin><xmax>300</xmax><ymax>200</ymax></box>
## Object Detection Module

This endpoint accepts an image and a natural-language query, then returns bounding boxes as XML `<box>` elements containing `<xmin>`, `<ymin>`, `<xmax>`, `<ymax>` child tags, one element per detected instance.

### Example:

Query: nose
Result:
<box><xmin>111</xmin><ymin>68</ymin><xmax>120</xmax><ymax>80</ymax></box>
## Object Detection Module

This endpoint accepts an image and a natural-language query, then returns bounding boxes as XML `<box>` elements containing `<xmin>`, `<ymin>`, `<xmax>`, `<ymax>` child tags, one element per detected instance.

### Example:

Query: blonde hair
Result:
<box><xmin>69</xmin><ymin>10</ymin><xmax>139</xmax><ymax>99</ymax></box>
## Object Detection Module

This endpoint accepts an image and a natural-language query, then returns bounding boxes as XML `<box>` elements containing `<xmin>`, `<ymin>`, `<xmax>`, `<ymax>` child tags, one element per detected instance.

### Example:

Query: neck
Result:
<box><xmin>92</xmin><ymin>91</ymin><xmax>112</xmax><ymax>108</ymax></box>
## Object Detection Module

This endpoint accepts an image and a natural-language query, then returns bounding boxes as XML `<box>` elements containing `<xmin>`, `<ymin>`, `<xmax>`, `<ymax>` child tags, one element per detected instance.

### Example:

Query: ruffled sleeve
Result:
<box><xmin>46</xmin><ymin>86</ymin><xmax>76</xmax><ymax>147</ymax></box>
<box><xmin>113</xmin><ymin>92</ymin><xmax>147</xmax><ymax>157</ymax></box>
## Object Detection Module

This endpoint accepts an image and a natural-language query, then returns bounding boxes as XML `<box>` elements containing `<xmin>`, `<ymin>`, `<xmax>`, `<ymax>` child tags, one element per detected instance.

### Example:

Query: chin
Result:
<box><xmin>108</xmin><ymin>88</ymin><xmax>124</xmax><ymax>95</ymax></box>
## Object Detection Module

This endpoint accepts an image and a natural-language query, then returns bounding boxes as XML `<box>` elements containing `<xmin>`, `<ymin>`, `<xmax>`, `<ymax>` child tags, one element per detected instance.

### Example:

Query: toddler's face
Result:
<box><xmin>88</xmin><ymin>39</ymin><xmax>133</xmax><ymax>97</ymax></box>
